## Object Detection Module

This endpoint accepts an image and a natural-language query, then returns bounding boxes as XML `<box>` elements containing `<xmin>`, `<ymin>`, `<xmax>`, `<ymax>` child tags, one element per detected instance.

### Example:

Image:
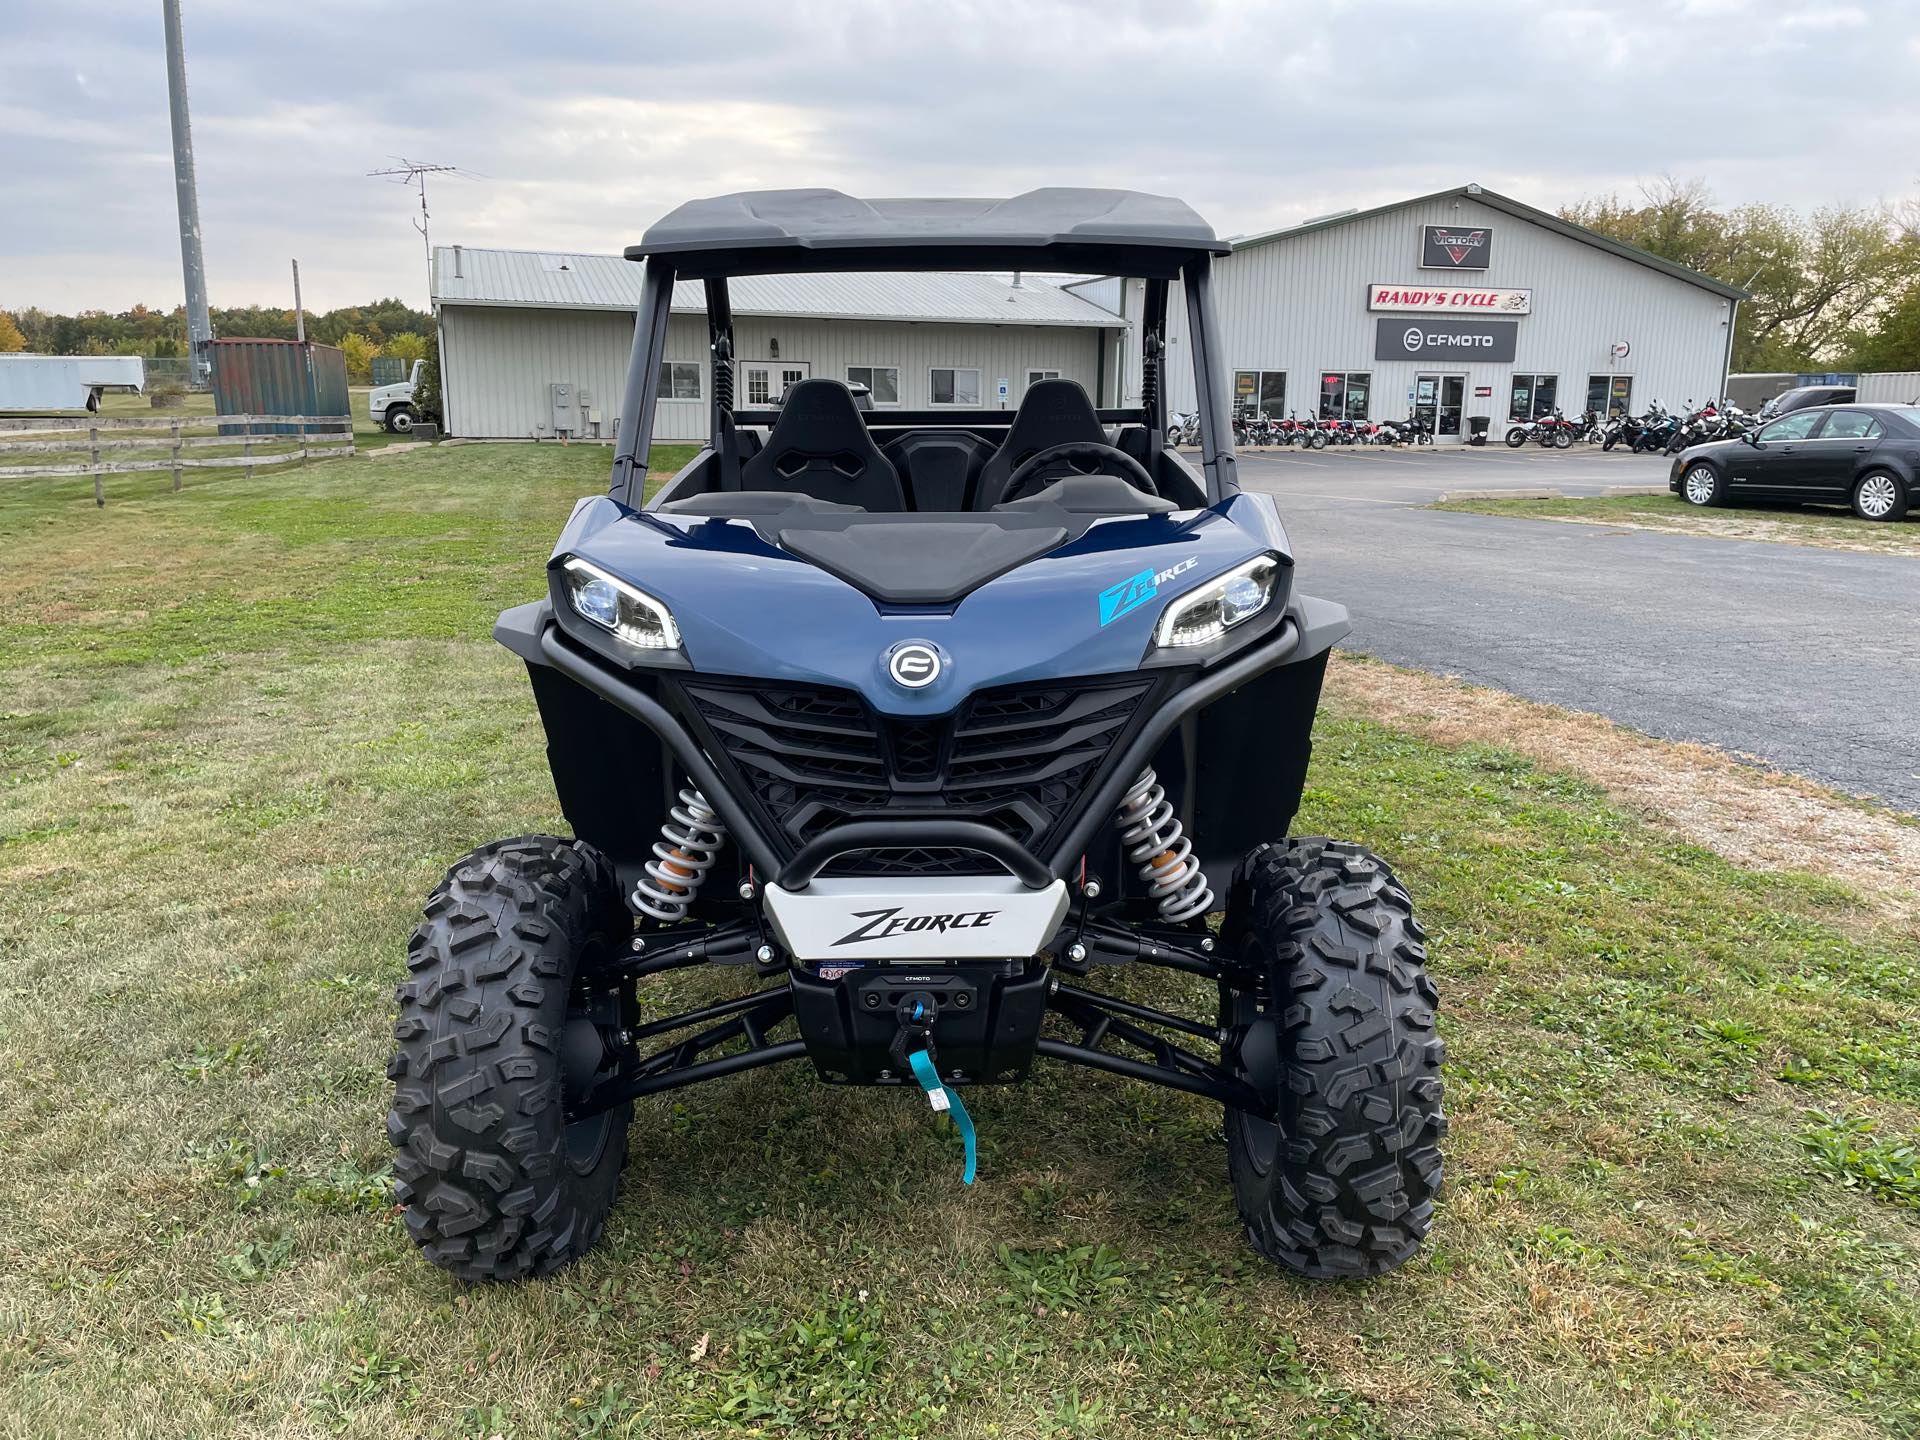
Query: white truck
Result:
<box><xmin>368</xmin><ymin>359</ymin><xmax>425</xmax><ymax>432</ymax></box>
<box><xmin>0</xmin><ymin>354</ymin><xmax>146</xmax><ymax>412</ymax></box>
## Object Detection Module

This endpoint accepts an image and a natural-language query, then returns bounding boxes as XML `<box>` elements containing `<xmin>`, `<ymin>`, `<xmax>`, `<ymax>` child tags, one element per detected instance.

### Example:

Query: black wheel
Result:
<box><xmin>1504</xmin><ymin>427</ymin><xmax>1526</xmax><ymax>448</ymax></box>
<box><xmin>1852</xmin><ymin>471</ymin><xmax>1909</xmax><ymax>522</ymax></box>
<box><xmin>1552</xmin><ymin>427</ymin><xmax>1573</xmax><ymax>449</ymax></box>
<box><xmin>387</xmin><ymin>835</ymin><xmax>633</xmax><ymax>1282</ymax></box>
<box><xmin>1680</xmin><ymin>461</ymin><xmax>1725</xmax><ymax>507</ymax></box>
<box><xmin>384</xmin><ymin>405</ymin><xmax>417</xmax><ymax>434</ymax></box>
<box><xmin>1218</xmin><ymin>838</ymin><xmax>1445</xmax><ymax>1279</ymax></box>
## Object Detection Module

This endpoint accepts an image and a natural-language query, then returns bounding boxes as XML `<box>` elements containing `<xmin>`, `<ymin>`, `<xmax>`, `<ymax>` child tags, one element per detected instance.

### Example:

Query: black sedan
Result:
<box><xmin>1669</xmin><ymin>404</ymin><xmax>1918</xmax><ymax>521</ymax></box>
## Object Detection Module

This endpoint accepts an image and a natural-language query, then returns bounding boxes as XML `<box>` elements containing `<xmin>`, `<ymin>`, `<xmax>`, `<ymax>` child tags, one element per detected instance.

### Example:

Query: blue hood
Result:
<box><xmin>547</xmin><ymin>492</ymin><xmax>1292</xmax><ymax>715</ymax></box>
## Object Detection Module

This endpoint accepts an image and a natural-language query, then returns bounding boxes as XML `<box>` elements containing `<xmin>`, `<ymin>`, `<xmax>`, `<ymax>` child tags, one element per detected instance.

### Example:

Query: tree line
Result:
<box><xmin>1560</xmin><ymin>179</ymin><xmax>1920</xmax><ymax>373</ymax></box>
<box><xmin>0</xmin><ymin>299</ymin><xmax>435</xmax><ymax>384</ymax></box>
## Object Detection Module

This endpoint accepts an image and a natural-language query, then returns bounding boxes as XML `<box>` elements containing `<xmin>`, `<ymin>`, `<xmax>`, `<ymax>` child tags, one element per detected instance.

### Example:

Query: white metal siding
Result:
<box><xmin>1856</xmin><ymin>373</ymin><xmax>1920</xmax><ymax>404</ymax></box>
<box><xmin>441</xmin><ymin>305</ymin><xmax>1108</xmax><ymax>442</ymax></box>
<box><xmin>1161</xmin><ymin>196</ymin><xmax>1735</xmax><ymax>432</ymax></box>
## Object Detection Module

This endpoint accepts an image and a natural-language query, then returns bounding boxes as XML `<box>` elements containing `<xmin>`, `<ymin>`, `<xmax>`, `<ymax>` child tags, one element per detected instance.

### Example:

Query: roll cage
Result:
<box><xmin>606</xmin><ymin>188</ymin><xmax>1242</xmax><ymax>510</ymax></box>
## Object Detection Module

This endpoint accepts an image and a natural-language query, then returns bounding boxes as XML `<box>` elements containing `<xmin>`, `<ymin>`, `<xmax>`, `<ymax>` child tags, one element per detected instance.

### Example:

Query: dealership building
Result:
<box><xmin>431</xmin><ymin>183</ymin><xmax>1742</xmax><ymax>446</ymax></box>
<box><xmin>1131</xmin><ymin>183</ymin><xmax>1745</xmax><ymax>441</ymax></box>
<box><xmin>430</xmin><ymin>247</ymin><xmax>1126</xmax><ymax>442</ymax></box>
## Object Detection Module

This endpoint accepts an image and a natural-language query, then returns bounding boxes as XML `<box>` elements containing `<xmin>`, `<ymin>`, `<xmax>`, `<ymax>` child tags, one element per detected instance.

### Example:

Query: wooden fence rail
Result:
<box><xmin>0</xmin><ymin>414</ymin><xmax>355</xmax><ymax>506</ymax></box>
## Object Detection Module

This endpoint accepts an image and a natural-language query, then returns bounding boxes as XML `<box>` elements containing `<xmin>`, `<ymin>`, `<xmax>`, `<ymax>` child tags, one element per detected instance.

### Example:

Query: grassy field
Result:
<box><xmin>1431</xmin><ymin>492</ymin><xmax>1920</xmax><ymax>556</ymax></box>
<box><xmin>3</xmin><ymin>447</ymin><xmax>1919</xmax><ymax>1438</ymax></box>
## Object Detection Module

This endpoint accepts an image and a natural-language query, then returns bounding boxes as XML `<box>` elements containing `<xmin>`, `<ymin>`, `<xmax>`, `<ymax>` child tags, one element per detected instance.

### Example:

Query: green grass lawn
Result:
<box><xmin>3</xmin><ymin>447</ymin><xmax>1919</xmax><ymax>1438</ymax></box>
<box><xmin>1432</xmin><ymin>492</ymin><xmax>1920</xmax><ymax>556</ymax></box>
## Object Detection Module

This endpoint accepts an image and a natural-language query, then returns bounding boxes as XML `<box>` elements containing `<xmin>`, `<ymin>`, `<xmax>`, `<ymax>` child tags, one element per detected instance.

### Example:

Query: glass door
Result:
<box><xmin>740</xmin><ymin>361</ymin><xmax>811</xmax><ymax>405</ymax></box>
<box><xmin>1415</xmin><ymin>374</ymin><xmax>1465</xmax><ymax>438</ymax></box>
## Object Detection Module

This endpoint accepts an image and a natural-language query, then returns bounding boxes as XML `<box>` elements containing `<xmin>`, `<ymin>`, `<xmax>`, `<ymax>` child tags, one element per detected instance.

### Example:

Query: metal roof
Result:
<box><xmin>431</xmin><ymin>246</ymin><xmax>1127</xmax><ymax>328</ymax></box>
<box><xmin>630</xmin><ymin>188</ymin><xmax>1228</xmax><ymax>261</ymax></box>
<box><xmin>1230</xmin><ymin>184</ymin><xmax>1749</xmax><ymax>301</ymax></box>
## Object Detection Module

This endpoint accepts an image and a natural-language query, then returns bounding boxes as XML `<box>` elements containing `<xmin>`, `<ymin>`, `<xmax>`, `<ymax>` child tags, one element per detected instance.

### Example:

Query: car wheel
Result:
<box><xmin>1852</xmin><ymin>471</ymin><xmax>1909</xmax><ymax>522</ymax></box>
<box><xmin>1681</xmin><ymin>462</ymin><xmax>1725</xmax><ymax>507</ymax></box>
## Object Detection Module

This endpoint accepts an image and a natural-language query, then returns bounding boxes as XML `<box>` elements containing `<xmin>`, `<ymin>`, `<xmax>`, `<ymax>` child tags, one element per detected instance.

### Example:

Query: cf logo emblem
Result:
<box><xmin>887</xmin><ymin>642</ymin><xmax>942</xmax><ymax>689</ymax></box>
<box><xmin>1402</xmin><ymin>325</ymin><xmax>1424</xmax><ymax>352</ymax></box>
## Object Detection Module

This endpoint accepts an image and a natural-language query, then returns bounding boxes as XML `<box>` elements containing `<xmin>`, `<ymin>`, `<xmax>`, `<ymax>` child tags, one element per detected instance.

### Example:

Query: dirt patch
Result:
<box><xmin>1325</xmin><ymin>653</ymin><xmax>1920</xmax><ymax>929</ymax></box>
<box><xmin>1490</xmin><ymin>509</ymin><xmax>1918</xmax><ymax>556</ymax></box>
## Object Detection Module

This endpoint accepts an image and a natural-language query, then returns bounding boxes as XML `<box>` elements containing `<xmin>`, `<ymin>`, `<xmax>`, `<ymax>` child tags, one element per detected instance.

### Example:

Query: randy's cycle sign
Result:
<box><xmin>1375</xmin><ymin>317</ymin><xmax>1518</xmax><ymax>362</ymax></box>
<box><xmin>1421</xmin><ymin>224</ymin><xmax>1493</xmax><ymax>270</ymax></box>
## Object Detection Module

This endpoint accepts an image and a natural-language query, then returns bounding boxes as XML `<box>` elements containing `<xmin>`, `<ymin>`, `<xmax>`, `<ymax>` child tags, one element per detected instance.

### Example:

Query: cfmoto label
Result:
<box><xmin>1099</xmin><ymin>555</ymin><xmax>1198</xmax><ymax>626</ymax></box>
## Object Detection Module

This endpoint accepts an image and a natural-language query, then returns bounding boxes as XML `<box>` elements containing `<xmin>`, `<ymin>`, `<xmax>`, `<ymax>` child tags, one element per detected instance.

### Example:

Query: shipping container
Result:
<box><xmin>211</xmin><ymin>338</ymin><xmax>349</xmax><ymax>435</ymax></box>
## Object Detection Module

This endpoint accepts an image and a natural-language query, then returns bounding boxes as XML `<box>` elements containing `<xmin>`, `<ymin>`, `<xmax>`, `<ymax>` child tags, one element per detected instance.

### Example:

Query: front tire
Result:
<box><xmin>1552</xmin><ymin>427</ymin><xmax>1573</xmax><ymax>449</ymax></box>
<box><xmin>1219</xmin><ymin>838</ymin><xmax>1445</xmax><ymax>1279</ymax></box>
<box><xmin>1852</xmin><ymin>471</ymin><xmax>1908</xmax><ymax>521</ymax></box>
<box><xmin>384</xmin><ymin>405</ymin><xmax>417</xmax><ymax>434</ymax></box>
<box><xmin>1504</xmin><ymin>427</ymin><xmax>1526</xmax><ymax>448</ymax></box>
<box><xmin>1680</xmin><ymin>461</ymin><xmax>1725</xmax><ymax>507</ymax></box>
<box><xmin>387</xmin><ymin>835</ymin><xmax>633</xmax><ymax>1282</ymax></box>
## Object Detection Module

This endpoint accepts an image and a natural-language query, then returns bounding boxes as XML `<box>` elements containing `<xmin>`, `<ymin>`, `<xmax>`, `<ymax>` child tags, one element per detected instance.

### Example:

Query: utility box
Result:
<box><xmin>549</xmin><ymin>381</ymin><xmax>579</xmax><ymax>435</ymax></box>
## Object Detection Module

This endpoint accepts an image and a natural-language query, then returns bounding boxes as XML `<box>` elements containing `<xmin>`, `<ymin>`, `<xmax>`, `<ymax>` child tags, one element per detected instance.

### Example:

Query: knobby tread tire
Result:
<box><xmin>1220</xmin><ymin>837</ymin><xmax>1446</xmax><ymax>1279</ymax></box>
<box><xmin>387</xmin><ymin>834</ymin><xmax>631</xmax><ymax>1282</ymax></box>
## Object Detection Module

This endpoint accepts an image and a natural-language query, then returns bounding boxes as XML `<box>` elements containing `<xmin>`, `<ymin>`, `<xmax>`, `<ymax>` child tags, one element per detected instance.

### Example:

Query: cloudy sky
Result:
<box><xmin>3</xmin><ymin>0</ymin><xmax>1913</xmax><ymax>313</ymax></box>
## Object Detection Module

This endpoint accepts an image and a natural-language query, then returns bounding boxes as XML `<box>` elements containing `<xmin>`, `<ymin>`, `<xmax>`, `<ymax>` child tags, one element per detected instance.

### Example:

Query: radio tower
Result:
<box><xmin>162</xmin><ymin>0</ymin><xmax>213</xmax><ymax>385</ymax></box>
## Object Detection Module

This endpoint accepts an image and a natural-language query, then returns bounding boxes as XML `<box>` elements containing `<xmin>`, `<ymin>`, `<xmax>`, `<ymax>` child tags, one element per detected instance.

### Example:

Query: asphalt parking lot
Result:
<box><xmin>1228</xmin><ymin>445</ymin><xmax>1920</xmax><ymax>811</ymax></box>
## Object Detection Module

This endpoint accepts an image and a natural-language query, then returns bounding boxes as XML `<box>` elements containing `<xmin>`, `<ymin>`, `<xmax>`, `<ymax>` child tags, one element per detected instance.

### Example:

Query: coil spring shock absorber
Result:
<box><xmin>1115</xmin><ymin>767</ymin><xmax>1214</xmax><ymax>923</ymax></box>
<box><xmin>631</xmin><ymin>787</ymin><xmax>727</xmax><ymax>922</ymax></box>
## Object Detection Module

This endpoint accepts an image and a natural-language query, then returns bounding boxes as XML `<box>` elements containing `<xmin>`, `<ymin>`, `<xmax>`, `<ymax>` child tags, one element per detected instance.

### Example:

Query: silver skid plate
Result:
<box><xmin>762</xmin><ymin>876</ymin><xmax>1070</xmax><ymax>961</ymax></box>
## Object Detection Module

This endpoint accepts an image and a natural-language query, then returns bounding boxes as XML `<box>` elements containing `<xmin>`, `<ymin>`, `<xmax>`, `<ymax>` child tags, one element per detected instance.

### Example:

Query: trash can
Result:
<box><xmin>1467</xmin><ymin>415</ymin><xmax>1491</xmax><ymax>446</ymax></box>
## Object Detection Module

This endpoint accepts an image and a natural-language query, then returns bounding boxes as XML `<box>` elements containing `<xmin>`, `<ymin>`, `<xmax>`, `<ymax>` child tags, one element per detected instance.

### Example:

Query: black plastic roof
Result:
<box><xmin>628</xmin><ymin>188</ymin><xmax>1228</xmax><ymax>275</ymax></box>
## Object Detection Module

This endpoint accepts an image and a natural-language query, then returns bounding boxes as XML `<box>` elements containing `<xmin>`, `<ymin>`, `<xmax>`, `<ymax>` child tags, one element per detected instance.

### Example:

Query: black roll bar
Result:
<box><xmin>611</xmin><ymin>255</ymin><xmax>675</xmax><ymax>509</ymax></box>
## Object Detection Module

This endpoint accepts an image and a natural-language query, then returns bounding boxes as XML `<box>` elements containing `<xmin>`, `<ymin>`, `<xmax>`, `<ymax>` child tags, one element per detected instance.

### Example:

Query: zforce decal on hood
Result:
<box><xmin>1098</xmin><ymin>555</ymin><xmax>1198</xmax><ymax>626</ymax></box>
<box><xmin>834</xmin><ymin>907</ymin><xmax>1002</xmax><ymax>947</ymax></box>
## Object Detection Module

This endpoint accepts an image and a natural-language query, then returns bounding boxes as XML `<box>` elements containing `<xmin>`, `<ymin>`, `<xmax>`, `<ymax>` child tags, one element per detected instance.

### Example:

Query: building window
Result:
<box><xmin>1585</xmin><ymin>374</ymin><xmax>1632</xmax><ymax>417</ymax></box>
<box><xmin>1234</xmin><ymin>370</ymin><xmax>1287</xmax><ymax>418</ymax></box>
<box><xmin>1026</xmin><ymin>369</ymin><xmax>1062</xmax><ymax>388</ymax></box>
<box><xmin>930</xmin><ymin>367</ymin><xmax>982</xmax><ymax>406</ymax></box>
<box><xmin>1510</xmin><ymin>373</ymin><xmax>1559</xmax><ymax>421</ymax></box>
<box><xmin>745</xmin><ymin>368</ymin><xmax>770</xmax><ymax>405</ymax></box>
<box><xmin>657</xmin><ymin>361</ymin><xmax>702</xmax><ymax>401</ymax></box>
<box><xmin>1318</xmin><ymin>371</ymin><xmax>1370</xmax><ymax>421</ymax></box>
<box><xmin>847</xmin><ymin>365</ymin><xmax>900</xmax><ymax>405</ymax></box>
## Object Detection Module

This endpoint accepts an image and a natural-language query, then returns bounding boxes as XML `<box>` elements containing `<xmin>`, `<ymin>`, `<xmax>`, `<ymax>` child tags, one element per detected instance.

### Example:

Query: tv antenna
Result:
<box><xmin>369</xmin><ymin>158</ymin><xmax>459</xmax><ymax>295</ymax></box>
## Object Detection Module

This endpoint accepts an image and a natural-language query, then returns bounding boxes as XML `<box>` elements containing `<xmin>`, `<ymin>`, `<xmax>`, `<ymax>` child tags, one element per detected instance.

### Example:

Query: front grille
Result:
<box><xmin>676</xmin><ymin>676</ymin><xmax>1153</xmax><ymax>874</ymax></box>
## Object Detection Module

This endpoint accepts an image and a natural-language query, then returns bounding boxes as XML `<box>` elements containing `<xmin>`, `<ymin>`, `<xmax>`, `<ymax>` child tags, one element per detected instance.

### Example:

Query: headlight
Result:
<box><xmin>1153</xmin><ymin>555</ymin><xmax>1279</xmax><ymax>649</ymax></box>
<box><xmin>559</xmin><ymin>556</ymin><xmax>680</xmax><ymax>650</ymax></box>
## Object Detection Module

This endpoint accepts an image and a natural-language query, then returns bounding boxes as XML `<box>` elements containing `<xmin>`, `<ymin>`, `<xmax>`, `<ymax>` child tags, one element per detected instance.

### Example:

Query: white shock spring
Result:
<box><xmin>1115</xmin><ymin>767</ymin><xmax>1214</xmax><ymax>923</ymax></box>
<box><xmin>631</xmin><ymin>787</ymin><xmax>728</xmax><ymax>922</ymax></box>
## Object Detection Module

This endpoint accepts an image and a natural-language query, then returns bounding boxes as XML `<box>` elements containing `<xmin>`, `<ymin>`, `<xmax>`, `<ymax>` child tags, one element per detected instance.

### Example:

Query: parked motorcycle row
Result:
<box><xmin>1170</xmin><ymin>397</ymin><xmax>1757</xmax><ymax>456</ymax></box>
<box><xmin>1588</xmin><ymin>398</ymin><xmax>1757</xmax><ymax>455</ymax></box>
<box><xmin>1169</xmin><ymin>410</ymin><xmax>1437</xmax><ymax>447</ymax></box>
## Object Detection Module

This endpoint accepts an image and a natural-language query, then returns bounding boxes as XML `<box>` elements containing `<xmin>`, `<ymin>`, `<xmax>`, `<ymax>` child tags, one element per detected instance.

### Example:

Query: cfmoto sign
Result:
<box><xmin>1375</xmin><ymin>317</ymin><xmax>1518</xmax><ymax>362</ymax></box>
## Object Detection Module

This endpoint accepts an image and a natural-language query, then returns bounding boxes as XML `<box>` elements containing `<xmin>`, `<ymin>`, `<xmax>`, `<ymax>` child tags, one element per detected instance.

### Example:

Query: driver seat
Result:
<box><xmin>974</xmin><ymin>379</ymin><xmax>1132</xmax><ymax>510</ymax></box>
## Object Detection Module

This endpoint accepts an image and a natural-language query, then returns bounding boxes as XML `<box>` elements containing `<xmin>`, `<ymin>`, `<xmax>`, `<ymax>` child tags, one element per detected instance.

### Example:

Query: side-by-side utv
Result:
<box><xmin>387</xmin><ymin>188</ymin><xmax>1444</xmax><ymax>1283</ymax></box>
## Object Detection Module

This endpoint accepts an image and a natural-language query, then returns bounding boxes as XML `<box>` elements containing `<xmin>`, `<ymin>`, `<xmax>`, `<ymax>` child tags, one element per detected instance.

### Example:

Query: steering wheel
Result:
<box><xmin>1001</xmin><ymin>441</ymin><xmax>1157</xmax><ymax>505</ymax></box>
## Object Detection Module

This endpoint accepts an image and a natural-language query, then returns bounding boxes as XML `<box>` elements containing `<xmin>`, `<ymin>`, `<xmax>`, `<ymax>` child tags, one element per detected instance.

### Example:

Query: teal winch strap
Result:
<box><xmin>907</xmin><ymin>1048</ymin><xmax>977</xmax><ymax>1185</ymax></box>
